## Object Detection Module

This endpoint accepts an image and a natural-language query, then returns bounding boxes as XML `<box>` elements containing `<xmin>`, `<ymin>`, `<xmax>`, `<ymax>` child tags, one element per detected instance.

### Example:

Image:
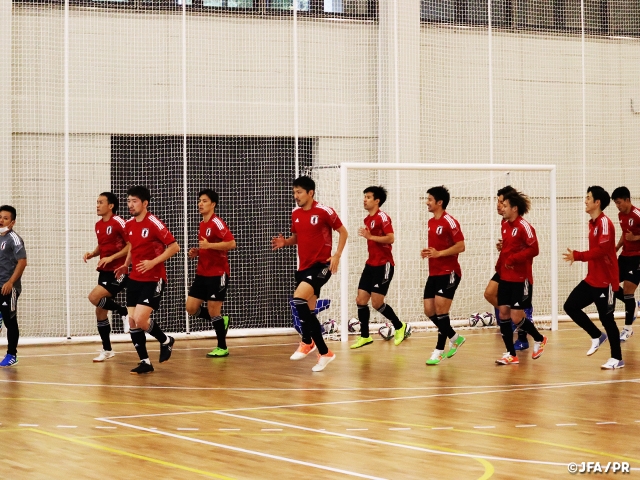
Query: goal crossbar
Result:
<box><xmin>338</xmin><ymin>163</ymin><xmax>559</xmax><ymax>342</ymax></box>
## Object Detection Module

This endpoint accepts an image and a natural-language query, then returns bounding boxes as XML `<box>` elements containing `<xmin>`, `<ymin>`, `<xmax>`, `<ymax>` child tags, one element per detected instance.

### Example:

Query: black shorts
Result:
<box><xmin>97</xmin><ymin>271</ymin><xmax>129</xmax><ymax>296</ymax></box>
<box><xmin>423</xmin><ymin>272</ymin><xmax>461</xmax><ymax>300</ymax></box>
<box><xmin>491</xmin><ymin>272</ymin><xmax>500</xmax><ymax>283</ymax></box>
<box><xmin>188</xmin><ymin>274</ymin><xmax>229</xmax><ymax>302</ymax></box>
<box><xmin>0</xmin><ymin>288</ymin><xmax>20</xmax><ymax>315</ymax></box>
<box><xmin>126</xmin><ymin>278</ymin><xmax>165</xmax><ymax>310</ymax></box>
<box><xmin>618</xmin><ymin>255</ymin><xmax>640</xmax><ymax>285</ymax></box>
<box><xmin>498</xmin><ymin>280</ymin><xmax>533</xmax><ymax>310</ymax></box>
<box><xmin>565</xmin><ymin>280</ymin><xmax>616</xmax><ymax>318</ymax></box>
<box><xmin>295</xmin><ymin>263</ymin><xmax>331</xmax><ymax>297</ymax></box>
<box><xmin>358</xmin><ymin>263</ymin><xmax>394</xmax><ymax>296</ymax></box>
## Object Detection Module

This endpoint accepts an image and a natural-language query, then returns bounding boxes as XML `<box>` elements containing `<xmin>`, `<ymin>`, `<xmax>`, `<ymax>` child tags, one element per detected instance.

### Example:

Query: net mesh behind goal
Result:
<box><xmin>311</xmin><ymin>165</ymin><xmax>557</xmax><ymax>333</ymax></box>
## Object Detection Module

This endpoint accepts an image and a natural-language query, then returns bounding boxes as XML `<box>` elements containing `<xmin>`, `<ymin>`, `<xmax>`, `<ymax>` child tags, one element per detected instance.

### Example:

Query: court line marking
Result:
<box><xmin>515</xmin><ymin>425</ymin><xmax>537</xmax><ymax>428</ymax></box>
<box><xmin>212</xmin><ymin>411</ymin><xmax>567</xmax><ymax>467</ymax></box>
<box><xmin>96</xmin><ymin>418</ymin><xmax>387</xmax><ymax>480</ymax></box>
<box><xmin>2</xmin><ymin>377</ymin><xmax>637</xmax><ymax>392</ymax></box>
<box><xmin>28</xmin><ymin>428</ymin><xmax>234</xmax><ymax>479</ymax></box>
<box><xmin>596</xmin><ymin>422</ymin><xmax>617</xmax><ymax>425</ymax></box>
<box><xmin>99</xmin><ymin>378</ymin><xmax>640</xmax><ymax>420</ymax></box>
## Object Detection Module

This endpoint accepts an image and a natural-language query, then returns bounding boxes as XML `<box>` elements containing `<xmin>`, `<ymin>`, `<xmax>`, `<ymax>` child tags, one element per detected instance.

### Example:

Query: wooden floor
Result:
<box><xmin>1</xmin><ymin>325</ymin><xmax>639</xmax><ymax>479</ymax></box>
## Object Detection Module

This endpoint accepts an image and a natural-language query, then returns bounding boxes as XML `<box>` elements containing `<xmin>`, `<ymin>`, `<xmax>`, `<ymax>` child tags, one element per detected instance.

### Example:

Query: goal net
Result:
<box><xmin>310</xmin><ymin>163</ymin><xmax>559</xmax><ymax>341</ymax></box>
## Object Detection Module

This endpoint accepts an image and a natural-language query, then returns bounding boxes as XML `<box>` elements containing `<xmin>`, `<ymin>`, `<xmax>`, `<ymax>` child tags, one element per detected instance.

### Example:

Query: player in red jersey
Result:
<box><xmin>495</xmin><ymin>189</ymin><xmax>547</xmax><ymax>365</ymax></box>
<box><xmin>611</xmin><ymin>186</ymin><xmax>640</xmax><ymax>342</ymax></box>
<box><xmin>83</xmin><ymin>192</ymin><xmax>130</xmax><ymax>362</ymax></box>
<box><xmin>114</xmin><ymin>186</ymin><xmax>180</xmax><ymax>374</ymax></box>
<box><xmin>564</xmin><ymin>186</ymin><xmax>623</xmax><ymax>369</ymax></box>
<box><xmin>421</xmin><ymin>186</ymin><xmax>466</xmax><ymax>366</ymax></box>
<box><xmin>351</xmin><ymin>186</ymin><xmax>409</xmax><ymax>349</ymax></box>
<box><xmin>271</xmin><ymin>176</ymin><xmax>348</xmax><ymax>372</ymax></box>
<box><xmin>186</xmin><ymin>189</ymin><xmax>236</xmax><ymax>358</ymax></box>
<box><xmin>483</xmin><ymin>186</ymin><xmax>533</xmax><ymax>350</ymax></box>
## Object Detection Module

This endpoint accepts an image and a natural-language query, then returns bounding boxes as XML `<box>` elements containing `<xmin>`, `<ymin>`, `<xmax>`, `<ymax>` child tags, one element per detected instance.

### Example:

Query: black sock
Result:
<box><xmin>499</xmin><ymin>319</ymin><xmax>516</xmax><ymax>356</ymax></box>
<box><xmin>97</xmin><ymin>297</ymin><xmax>128</xmax><ymax>316</ymax></box>
<box><xmin>517</xmin><ymin>323</ymin><xmax>529</xmax><ymax>342</ymax></box>
<box><xmin>308</xmin><ymin>314</ymin><xmax>329</xmax><ymax>355</ymax></box>
<box><xmin>212</xmin><ymin>316</ymin><xmax>227</xmax><ymax>349</ymax></box>
<box><xmin>146</xmin><ymin>319</ymin><xmax>168</xmax><ymax>344</ymax></box>
<box><xmin>4</xmin><ymin>313</ymin><xmax>19</xmax><ymax>356</ymax></box>
<box><xmin>437</xmin><ymin>313</ymin><xmax>456</xmax><ymax>339</ymax></box>
<box><xmin>376</xmin><ymin>303</ymin><xmax>403</xmax><ymax>330</ymax></box>
<box><xmin>431</xmin><ymin>315</ymin><xmax>447</xmax><ymax>350</ymax></box>
<box><xmin>97</xmin><ymin>319</ymin><xmax>112</xmax><ymax>351</ymax></box>
<box><xmin>357</xmin><ymin>304</ymin><xmax>370</xmax><ymax>338</ymax></box>
<box><xmin>624</xmin><ymin>295</ymin><xmax>636</xmax><ymax>326</ymax></box>
<box><xmin>292</xmin><ymin>298</ymin><xmax>313</xmax><ymax>344</ymax></box>
<box><xmin>195</xmin><ymin>306</ymin><xmax>212</xmax><ymax>322</ymax></box>
<box><xmin>516</xmin><ymin>318</ymin><xmax>543</xmax><ymax>342</ymax></box>
<box><xmin>130</xmin><ymin>328</ymin><xmax>148</xmax><ymax>361</ymax></box>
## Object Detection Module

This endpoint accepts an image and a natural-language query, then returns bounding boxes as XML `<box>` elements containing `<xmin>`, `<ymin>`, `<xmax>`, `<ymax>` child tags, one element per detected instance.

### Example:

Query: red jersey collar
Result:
<box><xmin>589</xmin><ymin>212</ymin><xmax>605</xmax><ymax>226</ymax></box>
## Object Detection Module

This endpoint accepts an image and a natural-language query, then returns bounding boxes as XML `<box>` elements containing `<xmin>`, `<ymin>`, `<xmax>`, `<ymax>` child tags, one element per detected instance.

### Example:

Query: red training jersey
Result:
<box><xmin>125</xmin><ymin>213</ymin><xmax>177</xmax><ymax>282</ymax></box>
<box><xmin>427</xmin><ymin>212</ymin><xmax>464</xmax><ymax>277</ymax></box>
<box><xmin>618</xmin><ymin>206</ymin><xmax>640</xmax><ymax>257</ymax></box>
<box><xmin>573</xmin><ymin>212</ymin><xmax>619</xmax><ymax>290</ymax></box>
<box><xmin>95</xmin><ymin>215</ymin><xmax>127</xmax><ymax>272</ymax></box>
<box><xmin>494</xmin><ymin>218</ymin><xmax>508</xmax><ymax>273</ymax></box>
<box><xmin>291</xmin><ymin>201</ymin><xmax>343</xmax><ymax>271</ymax></box>
<box><xmin>196</xmin><ymin>214</ymin><xmax>234</xmax><ymax>277</ymax></box>
<box><xmin>499</xmin><ymin>216</ymin><xmax>539</xmax><ymax>283</ymax></box>
<box><xmin>364</xmin><ymin>210</ymin><xmax>394</xmax><ymax>267</ymax></box>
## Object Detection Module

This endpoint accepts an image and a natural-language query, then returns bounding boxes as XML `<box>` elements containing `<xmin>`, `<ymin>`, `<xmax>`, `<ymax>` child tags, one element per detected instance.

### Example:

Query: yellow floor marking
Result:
<box><xmin>29</xmin><ymin>429</ymin><xmax>235</xmax><ymax>480</ymax></box>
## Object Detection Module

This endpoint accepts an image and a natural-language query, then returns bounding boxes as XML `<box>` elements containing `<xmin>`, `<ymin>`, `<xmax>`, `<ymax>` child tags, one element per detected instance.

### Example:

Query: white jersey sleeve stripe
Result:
<box><xmin>148</xmin><ymin>215</ymin><xmax>165</xmax><ymax>231</ymax></box>
<box><xmin>316</xmin><ymin>203</ymin><xmax>336</xmax><ymax>216</ymax></box>
<box><xmin>114</xmin><ymin>215</ymin><xmax>126</xmax><ymax>228</ymax></box>
<box><xmin>444</xmin><ymin>214</ymin><xmax>457</xmax><ymax>230</ymax></box>
<box><xmin>213</xmin><ymin>218</ymin><xmax>225</xmax><ymax>230</ymax></box>
<box><xmin>379</xmin><ymin>211</ymin><xmax>389</xmax><ymax>222</ymax></box>
<box><xmin>632</xmin><ymin>208</ymin><xmax>640</xmax><ymax>220</ymax></box>
<box><xmin>519</xmin><ymin>219</ymin><xmax>534</xmax><ymax>238</ymax></box>
<box><xmin>601</xmin><ymin>217</ymin><xmax>609</xmax><ymax>235</ymax></box>
<box><xmin>9</xmin><ymin>232</ymin><xmax>21</xmax><ymax>246</ymax></box>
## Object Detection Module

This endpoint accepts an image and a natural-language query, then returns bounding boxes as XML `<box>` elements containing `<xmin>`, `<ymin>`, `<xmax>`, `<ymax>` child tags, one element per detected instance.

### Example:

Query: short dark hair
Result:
<box><xmin>611</xmin><ymin>186</ymin><xmax>631</xmax><ymax>202</ymax></box>
<box><xmin>99</xmin><ymin>192</ymin><xmax>119</xmax><ymax>214</ymax></box>
<box><xmin>127</xmin><ymin>186</ymin><xmax>150</xmax><ymax>204</ymax></box>
<box><xmin>198</xmin><ymin>188</ymin><xmax>219</xmax><ymax>206</ymax></box>
<box><xmin>0</xmin><ymin>205</ymin><xmax>17</xmax><ymax>221</ymax></box>
<box><xmin>293</xmin><ymin>176</ymin><xmax>315</xmax><ymax>195</ymax></box>
<box><xmin>497</xmin><ymin>185</ymin><xmax>516</xmax><ymax>198</ymax></box>
<box><xmin>503</xmin><ymin>190</ymin><xmax>531</xmax><ymax>216</ymax></box>
<box><xmin>363</xmin><ymin>185</ymin><xmax>388</xmax><ymax>207</ymax></box>
<box><xmin>427</xmin><ymin>186</ymin><xmax>450</xmax><ymax>210</ymax></box>
<box><xmin>588</xmin><ymin>185</ymin><xmax>610</xmax><ymax>211</ymax></box>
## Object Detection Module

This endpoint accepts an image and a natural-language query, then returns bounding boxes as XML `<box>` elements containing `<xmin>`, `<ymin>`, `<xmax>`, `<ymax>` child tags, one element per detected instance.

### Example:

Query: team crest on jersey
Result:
<box><xmin>594</xmin><ymin>227</ymin><xmax>598</xmax><ymax>235</ymax></box>
<box><xmin>370</xmin><ymin>220</ymin><xmax>375</xmax><ymax>229</ymax></box>
<box><xmin>512</xmin><ymin>228</ymin><xmax>518</xmax><ymax>236</ymax></box>
<box><xmin>436</xmin><ymin>226</ymin><xmax>443</xmax><ymax>235</ymax></box>
<box><xmin>106</xmin><ymin>226</ymin><xmax>112</xmax><ymax>235</ymax></box>
<box><xmin>630</xmin><ymin>219</ymin><xmax>634</xmax><ymax>226</ymax></box>
<box><xmin>206</xmin><ymin>228</ymin><xmax>211</xmax><ymax>236</ymax></box>
<box><xmin>311</xmin><ymin>215</ymin><xmax>319</xmax><ymax>225</ymax></box>
<box><xmin>0</xmin><ymin>242</ymin><xmax>5</xmax><ymax>250</ymax></box>
<box><xmin>142</xmin><ymin>228</ymin><xmax>149</xmax><ymax>238</ymax></box>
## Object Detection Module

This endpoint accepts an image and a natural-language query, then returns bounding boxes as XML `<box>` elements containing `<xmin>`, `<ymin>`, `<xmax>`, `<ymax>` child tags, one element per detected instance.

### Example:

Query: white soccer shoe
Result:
<box><xmin>312</xmin><ymin>351</ymin><xmax>336</xmax><ymax>372</ymax></box>
<box><xmin>601</xmin><ymin>358</ymin><xmax>625</xmax><ymax>370</ymax></box>
<box><xmin>93</xmin><ymin>350</ymin><xmax>115</xmax><ymax>362</ymax></box>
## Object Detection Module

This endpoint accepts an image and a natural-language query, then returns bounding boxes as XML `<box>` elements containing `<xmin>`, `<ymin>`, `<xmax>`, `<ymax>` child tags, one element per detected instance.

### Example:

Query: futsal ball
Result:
<box><xmin>379</xmin><ymin>323</ymin><xmax>394</xmax><ymax>340</ymax></box>
<box><xmin>321</xmin><ymin>319</ymin><xmax>337</xmax><ymax>335</ymax></box>
<box><xmin>348</xmin><ymin>317</ymin><xmax>360</xmax><ymax>333</ymax></box>
<box><xmin>479</xmin><ymin>312</ymin><xmax>495</xmax><ymax>326</ymax></box>
<box><xmin>468</xmin><ymin>312</ymin><xmax>482</xmax><ymax>327</ymax></box>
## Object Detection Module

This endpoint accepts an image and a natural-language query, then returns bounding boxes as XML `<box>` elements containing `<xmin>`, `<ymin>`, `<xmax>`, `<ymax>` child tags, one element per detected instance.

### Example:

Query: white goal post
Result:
<box><xmin>332</xmin><ymin>163</ymin><xmax>559</xmax><ymax>342</ymax></box>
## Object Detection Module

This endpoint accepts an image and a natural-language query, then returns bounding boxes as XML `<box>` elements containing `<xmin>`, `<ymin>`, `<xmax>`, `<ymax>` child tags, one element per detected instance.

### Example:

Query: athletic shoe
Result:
<box><xmin>620</xmin><ymin>328</ymin><xmax>634</xmax><ymax>342</ymax></box>
<box><xmin>290</xmin><ymin>340</ymin><xmax>316</xmax><ymax>360</ymax></box>
<box><xmin>426</xmin><ymin>349</ymin><xmax>445</xmax><ymax>366</ymax></box>
<box><xmin>223</xmin><ymin>315</ymin><xmax>230</xmax><ymax>332</ymax></box>
<box><xmin>350</xmin><ymin>336</ymin><xmax>373</xmax><ymax>349</ymax></box>
<box><xmin>394</xmin><ymin>323</ymin><xmax>408</xmax><ymax>346</ymax></box>
<box><xmin>159</xmin><ymin>336</ymin><xmax>175</xmax><ymax>363</ymax></box>
<box><xmin>495</xmin><ymin>355</ymin><xmax>519</xmax><ymax>365</ymax></box>
<box><xmin>206</xmin><ymin>347</ymin><xmax>229</xmax><ymax>357</ymax></box>
<box><xmin>514</xmin><ymin>339</ymin><xmax>529</xmax><ymax>351</ymax></box>
<box><xmin>445</xmin><ymin>335</ymin><xmax>466</xmax><ymax>358</ymax></box>
<box><xmin>601</xmin><ymin>358</ymin><xmax>625</xmax><ymax>370</ymax></box>
<box><xmin>93</xmin><ymin>349</ymin><xmax>115</xmax><ymax>362</ymax></box>
<box><xmin>587</xmin><ymin>333</ymin><xmax>607</xmax><ymax>356</ymax></box>
<box><xmin>312</xmin><ymin>351</ymin><xmax>335</xmax><ymax>372</ymax></box>
<box><xmin>532</xmin><ymin>336</ymin><xmax>547</xmax><ymax>359</ymax></box>
<box><xmin>0</xmin><ymin>354</ymin><xmax>18</xmax><ymax>367</ymax></box>
<box><xmin>130</xmin><ymin>361</ymin><xmax>154</xmax><ymax>374</ymax></box>
<box><xmin>122</xmin><ymin>314</ymin><xmax>130</xmax><ymax>334</ymax></box>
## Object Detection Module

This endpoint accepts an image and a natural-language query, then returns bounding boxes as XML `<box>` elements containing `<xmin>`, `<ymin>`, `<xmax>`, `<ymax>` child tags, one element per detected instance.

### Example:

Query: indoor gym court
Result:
<box><xmin>1</xmin><ymin>325</ymin><xmax>638</xmax><ymax>479</ymax></box>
